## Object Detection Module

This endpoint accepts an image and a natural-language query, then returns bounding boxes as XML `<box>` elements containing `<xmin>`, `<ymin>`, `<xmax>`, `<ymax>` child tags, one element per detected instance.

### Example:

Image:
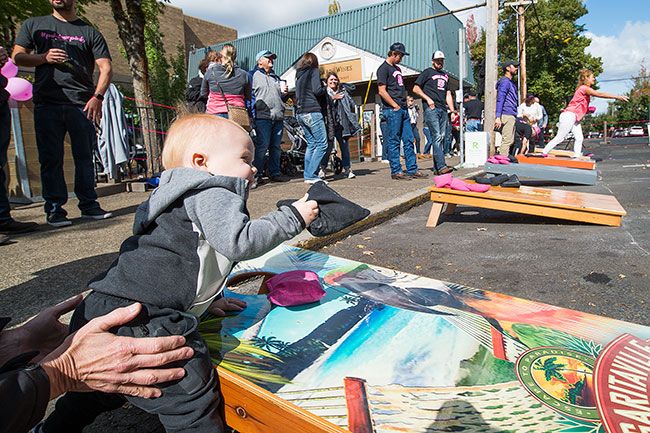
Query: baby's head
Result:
<box><xmin>162</xmin><ymin>114</ymin><xmax>256</xmax><ymax>184</ymax></box>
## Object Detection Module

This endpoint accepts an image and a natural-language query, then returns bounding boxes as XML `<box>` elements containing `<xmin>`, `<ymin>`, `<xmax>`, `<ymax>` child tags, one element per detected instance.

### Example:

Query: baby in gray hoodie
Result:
<box><xmin>40</xmin><ymin>115</ymin><xmax>318</xmax><ymax>433</ymax></box>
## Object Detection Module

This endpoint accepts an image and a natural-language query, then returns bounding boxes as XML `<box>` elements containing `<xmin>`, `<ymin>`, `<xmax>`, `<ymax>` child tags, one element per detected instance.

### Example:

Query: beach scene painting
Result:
<box><xmin>200</xmin><ymin>245</ymin><xmax>650</xmax><ymax>432</ymax></box>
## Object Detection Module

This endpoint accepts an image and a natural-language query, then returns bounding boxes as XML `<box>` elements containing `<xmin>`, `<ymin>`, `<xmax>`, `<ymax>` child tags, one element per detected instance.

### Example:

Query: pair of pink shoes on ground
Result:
<box><xmin>487</xmin><ymin>155</ymin><xmax>513</xmax><ymax>164</ymax></box>
<box><xmin>434</xmin><ymin>173</ymin><xmax>491</xmax><ymax>193</ymax></box>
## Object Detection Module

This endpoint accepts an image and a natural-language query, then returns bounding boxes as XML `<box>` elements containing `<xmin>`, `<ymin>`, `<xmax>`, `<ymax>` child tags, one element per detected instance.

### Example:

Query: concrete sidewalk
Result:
<box><xmin>1</xmin><ymin>156</ymin><xmax>478</xmax><ymax>323</ymax></box>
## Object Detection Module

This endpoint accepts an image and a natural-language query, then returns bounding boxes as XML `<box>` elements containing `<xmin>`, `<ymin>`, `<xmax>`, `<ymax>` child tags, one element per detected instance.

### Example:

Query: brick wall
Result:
<box><xmin>82</xmin><ymin>2</ymin><xmax>237</xmax><ymax>87</ymax></box>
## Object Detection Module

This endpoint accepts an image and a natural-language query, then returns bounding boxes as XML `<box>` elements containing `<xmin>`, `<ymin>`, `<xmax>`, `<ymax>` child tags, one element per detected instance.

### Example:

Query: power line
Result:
<box><xmin>599</xmin><ymin>76</ymin><xmax>647</xmax><ymax>83</ymax></box>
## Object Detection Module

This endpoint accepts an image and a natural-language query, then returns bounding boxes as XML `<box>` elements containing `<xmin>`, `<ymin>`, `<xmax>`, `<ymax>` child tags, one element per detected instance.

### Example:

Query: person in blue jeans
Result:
<box><xmin>376</xmin><ymin>43</ymin><xmax>426</xmax><ymax>180</ymax></box>
<box><xmin>464</xmin><ymin>90</ymin><xmax>484</xmax><ymax>132</ymax></box>
<box><xmin>295</xmin><ymin>52</ymin><xmax>329</xmax><ymax>183</ymax></box>
<box><xmin>422</xmin><ymin>126</ymin><xmax>434</xmax><ymax>155</ymax></box>
<box><xmin>250</xmin><ymin>49</ymin><xmax>291</xmax><ymax>187</ymax></box>
<box><xmin>413</xmin><ymin>50</ymin><xmax>456</xmax><ymax>175</ymax></box>
<box><xmin>13</xmin><ymin>2</ymin><xmax>114</xmax><ymax>227</ymax></box>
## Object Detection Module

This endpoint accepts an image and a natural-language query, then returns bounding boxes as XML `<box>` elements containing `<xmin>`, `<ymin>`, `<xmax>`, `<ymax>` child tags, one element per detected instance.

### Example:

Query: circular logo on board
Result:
<box><xmin>516</xmin><ymin>347</ymin><xmax>599</xmax><ymax>422</ymax></box>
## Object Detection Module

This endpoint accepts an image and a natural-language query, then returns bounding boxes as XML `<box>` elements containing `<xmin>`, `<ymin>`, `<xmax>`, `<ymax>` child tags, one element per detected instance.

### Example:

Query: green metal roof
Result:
<box><xmin>187</xmin><ymin>0</ymin><xmax>474</xmax><ymax>86</ymax></box>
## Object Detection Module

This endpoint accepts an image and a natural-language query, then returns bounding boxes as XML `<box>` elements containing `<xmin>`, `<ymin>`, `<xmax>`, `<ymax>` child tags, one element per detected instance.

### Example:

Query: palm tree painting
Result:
<box><xmin>531</xmin><ymin>356</ymin><xmax>596</xmax><ymax>407</ymax></box>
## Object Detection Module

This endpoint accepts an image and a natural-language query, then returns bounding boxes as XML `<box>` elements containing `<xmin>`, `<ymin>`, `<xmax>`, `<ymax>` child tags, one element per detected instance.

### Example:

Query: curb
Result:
<box><xmin>289</xmin><ymin>169</ymin><xmax>483</xmax><ymax>251</ymax></box>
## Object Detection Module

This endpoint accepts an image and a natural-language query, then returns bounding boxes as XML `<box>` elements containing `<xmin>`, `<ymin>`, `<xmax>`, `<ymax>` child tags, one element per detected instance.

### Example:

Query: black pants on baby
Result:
<box><xmin>42</xmin><ymin>292</ymin><xmax>225</xmax><ymax>433</ymax></box>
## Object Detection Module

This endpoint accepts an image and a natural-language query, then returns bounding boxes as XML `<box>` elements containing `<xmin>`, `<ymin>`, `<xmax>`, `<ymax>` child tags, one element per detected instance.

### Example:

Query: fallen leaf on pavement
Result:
<box><xmin>356</xmin><ymin>244</ymin><xmax>365</xmax><ymax>249</ymax></box>
<box><xmin>362</xmin><ymin>250</ymin><xmax>375</xmax><ymax>256</ymax></box>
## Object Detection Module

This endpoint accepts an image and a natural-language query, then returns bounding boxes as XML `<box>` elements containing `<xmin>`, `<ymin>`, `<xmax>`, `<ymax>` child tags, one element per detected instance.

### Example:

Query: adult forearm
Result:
<box><xmin>13</xmin><ymin>52</ymin><xmax>46</xmax><ymax>67</ymax></box>
<box><xmin>94</xmin><ymin>64</ymin><xmax>112</xmax><ymax>96</ymax></box>
<box><xmin>446</xmin><ymin>93</ymin><xmax>455</xmax><ymax>112</ymax></box>
<box><xmin>378</xmin><ymin>87</ymin><xmax>398</xmax><ymax>109</ymax></box>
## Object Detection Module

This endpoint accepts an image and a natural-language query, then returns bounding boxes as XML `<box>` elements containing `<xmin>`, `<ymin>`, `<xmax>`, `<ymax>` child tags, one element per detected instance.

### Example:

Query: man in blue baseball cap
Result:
<box><xmin>376</xmin><ymin>42</ymin><xmax>426</xmax><ymax>180</ymax></box>
<box><xmin>250</xmin><ymin>49</ymin><xmax>290</xmax><ymax>188</ymax></box>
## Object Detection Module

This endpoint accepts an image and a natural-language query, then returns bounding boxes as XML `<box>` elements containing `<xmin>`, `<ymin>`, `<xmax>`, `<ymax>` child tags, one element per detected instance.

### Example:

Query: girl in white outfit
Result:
<box><xmin>543</xmin><ymin>69</ymin><xmax>628</xmax><ymax>157</ymax></box>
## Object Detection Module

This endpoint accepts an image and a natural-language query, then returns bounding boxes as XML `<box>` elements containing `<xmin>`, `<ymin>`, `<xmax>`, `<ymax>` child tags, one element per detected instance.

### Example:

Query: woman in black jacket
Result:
<box><xmin>295</xmin><ymin>52</ymin><xmax>328</xmax><ymax>183</ymax></box>
<box><xmin>324</xmin><ymin>72</ymin><xmax>361</xmax><ymax>178</ymax></box>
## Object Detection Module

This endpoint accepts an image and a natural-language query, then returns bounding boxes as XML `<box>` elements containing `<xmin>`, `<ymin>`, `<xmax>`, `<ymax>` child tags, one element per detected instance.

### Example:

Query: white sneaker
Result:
<box><xmin>318</xmin><ymin>169</ymin><xmax>326</xmax><ymax>178</ymax></box>
<box><xmin>346</xmin><ymin>169</ymin><xmax>356</xmax><ymax>179</ymax></box>
<box><xmin>304</xmin><ymin>179</ymin><xmax>328</xmax><ymax>184</ymax></box>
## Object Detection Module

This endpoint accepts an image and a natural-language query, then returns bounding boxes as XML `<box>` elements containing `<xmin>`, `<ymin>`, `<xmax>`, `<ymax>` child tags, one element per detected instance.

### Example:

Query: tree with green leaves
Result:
<box><xmin>328</xmin><ymin>0</ymin><xmax>341</xmax><ymax>15</ymax></box>
<box><xmin>609</xmin><ymin>65</ymin><xmax>650</xmax><ymax>123</ymax></box>
<box><xmin>470</xmin><ymin>0</ymin><xmax>603</xmax><ymax>122</ymax></box>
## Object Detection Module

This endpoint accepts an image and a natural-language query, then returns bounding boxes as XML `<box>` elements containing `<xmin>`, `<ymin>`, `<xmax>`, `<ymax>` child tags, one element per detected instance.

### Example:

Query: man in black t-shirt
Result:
<box><xmin>464</xmin><ymin>90</ymin><xmax>484</xmax><ymax>132</ymax></box>
<box><xmin>413</xmin><ymin>50</ymin><xmax>456</xmax><ymax>174</ymax></box>
<box><xmin>376</xmin><ymin>42</ymin><xmax>426</xmax><ymax>180</ymax></box>
<box><xmin>13</xmin><ymin>0</ymin><xmax>113</xmax><ymax>227</ymax></box>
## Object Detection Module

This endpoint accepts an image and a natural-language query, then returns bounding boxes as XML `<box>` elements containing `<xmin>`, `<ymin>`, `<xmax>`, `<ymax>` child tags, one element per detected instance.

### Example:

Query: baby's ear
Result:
<box><xmin>191</xmin><ymin>152</ymin><xmax>207</xmax><ymax>169</ymax></box>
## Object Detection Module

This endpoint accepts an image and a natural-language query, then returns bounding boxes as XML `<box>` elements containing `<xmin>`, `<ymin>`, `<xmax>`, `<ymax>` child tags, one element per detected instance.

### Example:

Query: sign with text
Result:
<box><xmin>320</xmin><ymin>59</ymin><xmax>362</xmax><ymax>83</ymax></box>
<box><xmin>594</xmin><ymin>334</ymin><xmax>650</xmax><ymax>433</ymax></box>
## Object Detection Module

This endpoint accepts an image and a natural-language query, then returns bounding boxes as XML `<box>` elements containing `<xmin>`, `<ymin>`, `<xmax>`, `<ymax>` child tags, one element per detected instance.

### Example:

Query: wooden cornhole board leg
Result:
<box><xmin>426</xmin><ymin>202</ymin><xmax>444</xmax><ymax>227</ymax></box>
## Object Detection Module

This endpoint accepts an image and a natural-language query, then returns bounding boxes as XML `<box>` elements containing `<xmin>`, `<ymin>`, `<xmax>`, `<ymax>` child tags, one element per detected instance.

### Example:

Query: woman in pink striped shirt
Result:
<box><xmin>543</xmin><ymin>69</ymin><xmax>628</xmax><ymax>157</ymax></box>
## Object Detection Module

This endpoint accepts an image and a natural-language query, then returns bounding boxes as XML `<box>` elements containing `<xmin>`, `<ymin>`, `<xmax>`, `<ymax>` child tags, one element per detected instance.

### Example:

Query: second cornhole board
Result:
<box><xmin>427</xmin><ymin>181</ymin><xmax>626</xmax><ymax>227</ymax></box>
<box><xmin>533</xmin><ymin>148</ymin><xmax>593</xmax><ymax>160</ymax></box>
<box><xmin>484</xmin><ymin>162</ymin><xmax>598</xmax><ymax>185</ymax></box>
<box><xmin>516</xmin><ymin>154</ymin><xmax>596</xmax><ymax>170</ymax></box>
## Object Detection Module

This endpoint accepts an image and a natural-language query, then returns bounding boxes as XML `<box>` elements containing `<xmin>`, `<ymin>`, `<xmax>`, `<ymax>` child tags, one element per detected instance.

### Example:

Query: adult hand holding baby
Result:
<box><xmin>292</xmin><ymin>194</ymin><xmax>319</xmax><ymax>226</ymax></box>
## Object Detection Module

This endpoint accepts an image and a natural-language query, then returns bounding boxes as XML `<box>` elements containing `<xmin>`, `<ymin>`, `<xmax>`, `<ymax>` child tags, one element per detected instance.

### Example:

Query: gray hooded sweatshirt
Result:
<box><xmin>89</xmin><ymin>168</ymin><xmax>304</xmax><ymax>316</ymax></box>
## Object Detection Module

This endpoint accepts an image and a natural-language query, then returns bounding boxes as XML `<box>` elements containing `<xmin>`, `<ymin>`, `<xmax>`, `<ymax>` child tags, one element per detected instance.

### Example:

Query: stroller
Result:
<box><xmin>283</xmin><ymin>116</ymin><xmax>343</xmax><ymax>176</ymax></box>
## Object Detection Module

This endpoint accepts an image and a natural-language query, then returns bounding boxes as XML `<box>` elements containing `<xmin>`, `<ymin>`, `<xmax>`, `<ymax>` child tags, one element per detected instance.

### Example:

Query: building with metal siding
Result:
<box><xmin>187</xmin><ymin>0</ymin><xmax>473</xmax><ymax>86</ymax></box>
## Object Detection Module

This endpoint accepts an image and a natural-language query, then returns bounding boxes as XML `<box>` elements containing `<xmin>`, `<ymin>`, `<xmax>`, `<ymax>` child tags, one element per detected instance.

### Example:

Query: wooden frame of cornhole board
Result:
<box><xmin>484</xmin><ymin>162</ymin><xmax>598</xmax><ymax>185</ymax></box>
<box><xmin>426</xmin><ymin>182</ymin><xmax>626</xmax><ymax>228</ymax></box>
<box><xmin>515</xmin><ymin>154</ymin><xmax>596</xmax><ymax>170</ymax></box>
<box><xmin>203</xmin><ymin>245</ymin><xmax>650</xmax><ymax>433</ymax></box>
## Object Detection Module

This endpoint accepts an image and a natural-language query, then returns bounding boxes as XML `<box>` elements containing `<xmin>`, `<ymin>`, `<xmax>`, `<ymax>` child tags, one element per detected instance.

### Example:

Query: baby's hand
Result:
<box><xmin>292</xmin><ymin>194</ymin><xmax>319</xmax><ymax>226</ymax></box>
<box><xmin>207</xmin><ymin>297</ymin><xmax>247</xmax><ymax>317</ymax></box>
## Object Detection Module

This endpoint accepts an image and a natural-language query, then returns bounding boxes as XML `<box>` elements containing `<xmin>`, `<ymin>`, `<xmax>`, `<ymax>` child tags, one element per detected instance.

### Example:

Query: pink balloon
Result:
<box><xmin>1</xmin><ymin>59</ymin><xmax>18</xmax><ymax>78</ymax></box>
<box><xmin>6</xmin><ymin>77</ymin><xmax>33</xmax><ymax>102</ymax></box>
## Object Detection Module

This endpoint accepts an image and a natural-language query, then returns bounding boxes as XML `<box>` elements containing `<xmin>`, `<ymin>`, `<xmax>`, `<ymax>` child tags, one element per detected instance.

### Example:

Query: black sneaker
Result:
<box><xmin>47</xmin><ymin>213</ymin><xmax>72</xmax><ymax>227</ymax></box>
<box><xmin>270</xmin><ymin>174</ymin><xmax>291</xmax><ymax>182</ymax></box>
<box><xmin>81</xmin><ymin>208</ymin><xmax>114</xmax><ymax>220</ymax></box>
<box><xmin>0</xmin><ymin>219</ymin><xmax>39</xmax><ymax>234</ymax></box>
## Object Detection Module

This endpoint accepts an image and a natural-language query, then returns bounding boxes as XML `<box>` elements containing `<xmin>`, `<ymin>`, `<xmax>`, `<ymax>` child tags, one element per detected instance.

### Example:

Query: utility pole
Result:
<box><xmin>504</xmin><ymin>0</ymin><xmax>535</xmax><ymax>100</ymax></box>
<box><xmin>484</xmin><ymin>0</ymin><xmax>499</xmax><ymax>155</ymax></box>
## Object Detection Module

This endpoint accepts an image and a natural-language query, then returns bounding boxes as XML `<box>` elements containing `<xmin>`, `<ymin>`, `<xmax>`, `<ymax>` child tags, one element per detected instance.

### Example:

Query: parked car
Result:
<box><xmin>612</xmin><ymin>129</ymin><xmax>626</xmax><ymax>137</ymax></box>
<box><xmin>587</xmin><ymin>131</ymin><xmax>602</xmax><ymax>139</ymax></box>
<box><xmin>629</xmin><ymin>126</ymin><xmax>644</xmax><ymax>136</ymax></box>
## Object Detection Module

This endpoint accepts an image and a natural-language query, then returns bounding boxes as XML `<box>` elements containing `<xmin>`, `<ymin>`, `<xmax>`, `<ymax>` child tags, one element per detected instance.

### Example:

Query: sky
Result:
<box><xmin>169</xmin><ymin>0</ymin><xmax>650</xmax><ymax>114</ymax></box>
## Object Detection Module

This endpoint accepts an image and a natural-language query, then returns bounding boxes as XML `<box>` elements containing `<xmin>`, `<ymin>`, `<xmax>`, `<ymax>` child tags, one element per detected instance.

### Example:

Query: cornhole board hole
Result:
<box><xmin>426</xmin><ymin>181</ymin><xmax>626</xmax><ymax>227</ymax></box>
<box><xmin>516</xmin><ymin>154</ymin><xmax>596</xmax><ymax>170</ymax></box>
<box><xmin>204</xmin><ymin>245</ymin><xmax>650</xmax><ymax>433</ymax></box>
<box><xmin>484</xmin><ymin>162</ymin><xmax>598</xmax><ymax>185</ymax></box>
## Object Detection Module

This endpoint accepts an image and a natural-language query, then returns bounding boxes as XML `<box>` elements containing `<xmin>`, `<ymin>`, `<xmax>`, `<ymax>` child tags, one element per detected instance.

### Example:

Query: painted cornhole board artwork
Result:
<box><xmin>201</xmin><ymin>245</ymin><xmax>650</xmax><ymax>433</ymax></box>
<box><xmin>484</xmin><ymin>162</ymin><xmax>598</xmax><ymax>186</ymax></box>
<box><xmin>426</xmin><ymin>181</ymin><xmax>626</xmax><ymax>228</ymax></box>
<box><xmin>516</xmin><ymin>154</ymin><xmax>596</xmax><ymax>170</ymax></box>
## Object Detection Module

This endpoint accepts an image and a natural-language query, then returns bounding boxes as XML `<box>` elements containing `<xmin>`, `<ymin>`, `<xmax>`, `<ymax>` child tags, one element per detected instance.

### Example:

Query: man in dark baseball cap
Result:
<box><xmin>389</xmin><ymin>42</ymin><xmax>409</xmax><ymax>56</ymax></box>
<box><xmin>502</xmin><ymin>60</ymin><xmax>519</xmax><ymax>71</ymax></box>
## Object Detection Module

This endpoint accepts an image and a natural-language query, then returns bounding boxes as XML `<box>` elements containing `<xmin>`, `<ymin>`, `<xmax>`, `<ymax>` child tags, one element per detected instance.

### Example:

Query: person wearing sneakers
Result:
<box><xmin>13</xmin><ymin>0</ymin><xmax>114</xmax><ymax>227</ymax></box>
<box><xmin>376</xmin><ymin>42</ymin><xmax>426</xmax><ymax>180</ymax></box>
<box><xmin>542</xmin><ymin>69</ymin><xmax>628</xmax><ymax>157</ymax></box>
<box><xmin>250</xmin><ymin>49</ymin><xmax>291</xmax><ymax>188</ymax></box>
<box><xmin>413</xmin><ymin>50</ymin><xmax>456</xmax><ymax>175</ymax></box>
<box><xmin>1</xmin><ymin>46</ymin><xmax>39</xmax><ymax>238</ymax></box>
<box><xmin>494</xmin><ymin>60</ymin><xmax>519</xmax><ymax>156</ymax></box>
<box><xmin>325</xmin><ymin>72</ymin><xmax>360</xmax><ymax>179</ymax></box>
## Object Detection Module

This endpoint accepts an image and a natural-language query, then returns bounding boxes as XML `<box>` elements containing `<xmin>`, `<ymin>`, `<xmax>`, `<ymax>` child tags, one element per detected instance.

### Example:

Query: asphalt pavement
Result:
<box><xmin>326</xmin><ymin>137</ymin><xmax>650</xmax><ymax>326</ymax></box>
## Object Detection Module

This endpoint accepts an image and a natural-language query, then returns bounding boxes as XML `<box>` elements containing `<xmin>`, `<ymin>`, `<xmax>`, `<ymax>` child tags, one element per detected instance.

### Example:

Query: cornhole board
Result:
<box><xmin>203</xmin><ymin>245</ymin><xmax>650</xmax><ymax>433</ymax></box>
<box><xmin>533</xmin><ymin>148</ymin><xmax>593</xmax><ymax>160</ymax></box>
<box><xmin>516</xmin><ymin>154</ymin><xmax>596</xmax><ymax>170</ymax></box>
<box><xmin>426</xmin><ymin>181</ymin><xmax>625</xmax><ymax>227</ymax></box>
<box><xmin>484</xmin><ymin>162</ymin><xmax>598</xmax><ymax>185</ymax></box>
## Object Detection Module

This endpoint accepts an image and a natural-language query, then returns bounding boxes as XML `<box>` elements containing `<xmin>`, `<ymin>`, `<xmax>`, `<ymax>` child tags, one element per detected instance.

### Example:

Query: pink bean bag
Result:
<box><xmin>434</xmin><ymin>173</ymin><xmax>453</xmax><ymax>188</ymax></box>
<box><xmin>487</xmin><ymin>157</ymin><xmax>500</xmax><ymax>164</ymax></box>
<box><xmin>494</xmin><ymin>155</ymin><xmax>510</xmax><ymax>161</ymax></box>
<box><xmin>449</xmin><ymin>178</ymin><xmax>471</xmax><ymax>191</ymax></box>
<box><xmin>267</xmin><ymin>270</ymin><xmax>326</xmax><ymax>307</ymax></box>
<box><xmin>467</xmin><ymin>183</ymin><xmax>491</xmax><ymax>193</ymax></box>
